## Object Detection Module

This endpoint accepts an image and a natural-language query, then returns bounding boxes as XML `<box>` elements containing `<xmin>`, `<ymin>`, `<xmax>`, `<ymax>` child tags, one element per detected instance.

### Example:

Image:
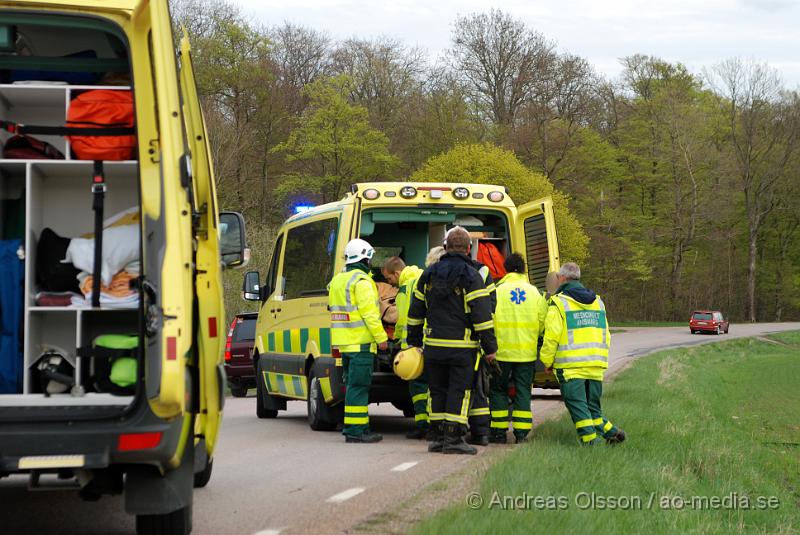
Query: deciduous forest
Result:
<box><xmin>172</xmin><ymin>0</ymin><xmax>800</xmax><ymax>322</ymax></box>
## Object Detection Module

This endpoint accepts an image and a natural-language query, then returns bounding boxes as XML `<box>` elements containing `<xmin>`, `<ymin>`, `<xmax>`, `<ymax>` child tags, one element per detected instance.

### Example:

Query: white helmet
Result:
<box><xmin>344</xmin><ymin>238</ymin><xmax>375</xmax><ymax>265</ymax></box>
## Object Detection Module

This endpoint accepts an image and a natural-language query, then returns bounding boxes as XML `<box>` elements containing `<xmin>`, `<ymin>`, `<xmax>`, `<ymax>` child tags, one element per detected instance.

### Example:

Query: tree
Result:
<box><xmin>272</xmin><ymin>75</ymin><xmax>399</xmax><ymax>205</ymax></box>
<box><xmin>449</xmin><ymin>9</ymin><xmax>554</xmax><ymax>129</ymax></box>
<box><xmin>409</xmin><ymin>143</ymin><xmax>589</xmax><ymax>263</ymax></box>
<box><xmin>707</xmin><ymin>59</ymin><xmax>800</xmax><ymax>321</ymax></box>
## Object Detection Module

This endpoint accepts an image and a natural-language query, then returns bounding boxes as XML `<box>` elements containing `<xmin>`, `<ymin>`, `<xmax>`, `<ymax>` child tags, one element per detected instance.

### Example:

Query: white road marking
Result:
<box><xmin>252</xmin><ymin>529</ymin><xmax>285</xmax><ymax>535</ymax></box>
<box><xmin>390</xmin><ymin>461</ymin><xmax>419</xmax><ymax>472</ymax></box>
<box><xmin>326</xmin><ymin>487</ymin><xmax>366</xmax><ymax>503</ymax></box>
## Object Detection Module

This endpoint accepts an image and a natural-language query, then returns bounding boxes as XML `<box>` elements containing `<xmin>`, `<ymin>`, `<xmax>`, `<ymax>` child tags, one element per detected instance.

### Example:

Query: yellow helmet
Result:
<box><xmin>393</xmin><ymin>348</ymin><xmax>424</xmax><ymax>380</ymax></box>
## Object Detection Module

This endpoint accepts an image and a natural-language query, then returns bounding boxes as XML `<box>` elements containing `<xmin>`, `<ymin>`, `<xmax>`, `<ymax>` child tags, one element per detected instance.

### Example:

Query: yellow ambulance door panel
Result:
<box><xmin>514</xmin><ymin>197</ymin><xmax>560</xmax><ymax>290</ymax></box>
<box><xmin>178</xmin><ymin>32</ymin><xmax>224</xmax><ymax>455</ymax></box>
<box><xmin>270</xmin><ymin>214</ymin><xmax>341</xmax><ymax>368</ymax></box>
<box><xmin>256</xmin><ymin>233</ymin><xmax>286</xmax><ymax>358</ymax></box>
<box><xmin>146</xmin><ymin>0</ymin><xmax>193</xmax><ymax>419</ymax></box>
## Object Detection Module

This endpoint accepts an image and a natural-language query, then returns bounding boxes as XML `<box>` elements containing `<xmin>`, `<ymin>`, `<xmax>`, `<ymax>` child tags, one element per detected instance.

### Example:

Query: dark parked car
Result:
<box><xmin>224</xmin><ymin>312</ymin><xmax>258</xmax><ymax>397</ymax></box>
<box><xmin>689</xmin><ymin>310</ymin><xmax>729</xmax><ymax>335</ymax></box>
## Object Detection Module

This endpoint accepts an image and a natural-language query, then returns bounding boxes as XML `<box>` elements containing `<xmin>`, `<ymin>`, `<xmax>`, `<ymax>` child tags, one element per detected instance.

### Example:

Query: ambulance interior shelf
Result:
<box><xmin>360</xmin><ymin>209</ymin><xmax>509</xmax><ymax>275</ymax></box>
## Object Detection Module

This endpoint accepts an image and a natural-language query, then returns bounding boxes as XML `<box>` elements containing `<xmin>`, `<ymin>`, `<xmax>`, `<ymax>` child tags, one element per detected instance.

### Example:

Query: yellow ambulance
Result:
<box><xmin>243</xmin><ymin>183</ymin><xmax>559</xmax><ymax>430</ymax></box>
<box><xmin>0</xmin><ymin>2</ymin><xmax>246</xmax><ymax>534</ymax></box>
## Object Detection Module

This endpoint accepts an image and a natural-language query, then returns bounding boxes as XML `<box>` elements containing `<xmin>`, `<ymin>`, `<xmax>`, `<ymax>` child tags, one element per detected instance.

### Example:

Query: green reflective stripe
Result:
<box><xmin>415</xmin><ymin>413</ymin><xmax>429</xmax><ymax>422</ymax></box>
<box><xmin>514</xmin><ymin>421</ymin><xmax>533</xmax><ymax>430</ymax></box>
<box><xmin>485</xmin><ymin>283</ymin><xmax>496</xmax><ymax>293</ymax></box>
<box><xmin>413</xmin><ymin>289</ymin><xmax>425</xmax><ymax>300</ymax></box>
<box><xmin>468</xmin><ymin>407</ymin><xmax>490</xmax><ymax>416</ymax></box>
<box><xmin>332</xmin><ymin>320</ymin><xmax>367</xmax><ymax>329</ymax></box>
<box><xmin>319</xmin><ymin>328</ymin><xmax>332</xmax><ymax>354</ymax></box>
<box><xmin>592</xmin><ymin>418</ymin><xmax>603</xmax><ymax>425</ymax></box>
<box><xmin>465</xmin><ymin>289</ymin><xmax>489</xmax><ymax>302</ymax></box>
<box><xmin>473</xmin><ymin>319</ymin><xmax>494</xmax><ymax>331</ymax></box>
<box><xmin>344</xmin><ymin>416</ymin><xmax>369</xmax><ymax>425</ymax></box>
<box><xmin>283</xmin><ymin>330</ymin><xmax>292</xmax><ymax>353</ymax></box>
<box><xmin>407</xmin><ymin>317</ymin><xmax>424</xmax><ymax>326</ymax></box>
<box><xmin>300</xmin><ymin>329</ymin><xmax>310</xmax><ymax>353</ymax></box>
<box><xmin>412</xmin><ymin>393</ymin><xmax>428</xmax><ymax>404</ymax></box>
<box><xmin>603</xmin><ymin>421</ymin><xmax>613</xmax><ymax>432</ymax></box>
<box><xmin>345</xmin><ymin>405</ymin><xmax>368</xmax><ymax>413</ymax></box>
<box><xmin>267</xmin><ymin>332</ymin><xmax>276</xmax><ymax>352</ymax></box>
<box><xmin>429</xmin><ymin>412</ymin><xmax>445</xmax><ymax>421</ymax></box>
<box><xmin>581</xmin><ymin>432</ymin><xmax>598</xmax><ymax>443</ymax></box>
<box><xmin>490</xmin><ymin>421</ymin><xmax>508</xmax><ymax>429</ymax></box>
<box><xmin>491</xmin><ymin>410</ymin><xmax>509</xmax><ymax>418</ymax></box>
<box><xmin>555</xmin><ymin>354</ymin><xmax>609</xmax><ymax>364</ymax></box>
<box><xmin>512</xmin><ymin>410</ymin><xmax>532</xmax><ymax>418</ymax></box>
<box><xmin>575</xmin><ymin>418</ymin><xmax>594</xmax><ymax>429</ymax></box>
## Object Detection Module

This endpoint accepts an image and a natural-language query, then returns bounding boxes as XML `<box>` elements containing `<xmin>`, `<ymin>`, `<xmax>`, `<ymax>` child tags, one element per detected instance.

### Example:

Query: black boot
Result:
<box><xmin>406</xmin><ymin>426</ymin><xmax>428</xmax><ymax>440</ymax></box>
<box><xmin>466</xmin><ymin>434</ymin><xmax>489</xmax><ymax>446</ymax></box>
<box><xmin>442</xmin><ymin>423</ymin><xmax>477</xmax><ymax>455</ymax></box>
<box><xmin>427</xmin><ymin>422</ymin><xmax>444</xmax><ymax>452</ymax></box>
<box><xmin>489</xmin><ymin>431</ymin><xmax>507</xmax><ymax>444</ymax></box>
<box><xmin>345</xmin><ymin>431</ymin><xmax>383</xmax><ymax>443</ymax></box>
<box><xmin>606</xmin><ymin>428</ymin><xmax>626</xmax><ymax>445</ymax></box>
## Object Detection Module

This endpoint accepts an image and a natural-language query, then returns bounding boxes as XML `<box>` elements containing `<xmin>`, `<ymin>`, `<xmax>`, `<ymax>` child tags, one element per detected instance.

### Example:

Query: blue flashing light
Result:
<box><xmin>294</xmin><ymin>205</ymin><xmax>313</xmax><ymax>214</ymax></box>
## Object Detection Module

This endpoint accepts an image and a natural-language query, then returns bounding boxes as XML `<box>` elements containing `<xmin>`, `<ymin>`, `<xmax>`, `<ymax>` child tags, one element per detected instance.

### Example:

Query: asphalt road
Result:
<box><xmin>2</xmin><ymin>323</ymin><xmax>798</xmax><ymax>535</ymax></box>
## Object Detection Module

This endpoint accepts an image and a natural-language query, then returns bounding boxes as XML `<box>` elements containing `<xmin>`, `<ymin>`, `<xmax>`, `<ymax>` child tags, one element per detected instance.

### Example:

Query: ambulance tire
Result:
<box><xmin>230</xmin><ymin>385</ymin><xmax>248</xmax><ymax>398</ymax></box>
<box><xmin>307</xmin><ymin>369</ymin><xmax>338</xmax><ymax>431</ymax></box>
<box><xmin>136</xmin><ymin>504</ymin><xmax>192</xmax><ymax>535</ymax></box>
<box><xmin>256</xmin><ymin>369</ymin><xmax>278</xmax><ymax>419</ymax></box>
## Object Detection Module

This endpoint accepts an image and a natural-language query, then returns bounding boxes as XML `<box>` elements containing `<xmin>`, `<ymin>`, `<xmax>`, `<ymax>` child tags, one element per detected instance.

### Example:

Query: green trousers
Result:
<box><xmin>409</xmin><ymin>375</ymin><xmax>430</xmax><ymax>428</ymax></box>
<box><xmin>489</xmin><ymin>361</ymin><xmax>534</xmax><ymax>438</ymax></box>
<box><xmin>342</xmin><ymin>351</ymin><xmax>374</xmax><ymax>437</ymax></box>
<box><xmin>556</xmin><ymin>369</ymin><xmax>618</xmax><ymax>444</ymax></box>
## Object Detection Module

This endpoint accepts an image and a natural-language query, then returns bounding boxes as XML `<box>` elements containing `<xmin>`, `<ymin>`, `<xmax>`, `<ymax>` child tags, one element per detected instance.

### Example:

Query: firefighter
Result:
<box><xmin>407</xmin><ymin>227</ymin><xmax>497</xmax><ymax>455</ymax></box>
<box><xmin>540</xmin><ymin>262</ymin><xmax>626</xmax><ymax>446</ymax></box>
<box><xmin>329</xmin><ymin>238</ymin><xmax>389</xmax><ymax>443</ymax></box>
<box><xmin>465</xmin><ymin>255</ymin><xmax>496</xmax><ymax>447</ymax></box>
<box><xmin>489</xmin><ymin>253</ymin><xmax>547</xmax><ymax>444</ymax></box>
<box><xmin>382</xmin><ymin>256</ymin><xmax>428</xmax><ymax>439</ymax></box>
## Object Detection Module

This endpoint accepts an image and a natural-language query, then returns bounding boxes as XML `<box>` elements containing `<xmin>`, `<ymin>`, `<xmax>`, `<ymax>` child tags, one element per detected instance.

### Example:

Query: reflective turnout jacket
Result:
<box><xmin>328</xmin><ymin>266</ymin><xmax>388</xmax><ymax>353</ymax></box>
<box><xmin>407</xmin><ymin>253</ymin><xmax>497</xmax><ymax>354</ymax></box>
<box><xmin>540</xmin><ymin>286</ymin><xmax>610</xmax><ymax>372</ymax></box>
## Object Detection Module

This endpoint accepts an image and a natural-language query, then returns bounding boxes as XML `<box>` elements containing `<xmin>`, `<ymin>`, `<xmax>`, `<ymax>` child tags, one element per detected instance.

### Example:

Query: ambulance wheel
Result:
<box><xmin>136</xmin><ymin>504</ymin><xmax>192</xmax><ymax>535</ymax></box>
<box><xmin>307</xmin><ymin>370</ymin><xmax>337</xmax><ymax>431</ymax></box>
<box><xmin>230</xmin><ymin>385</ymin><xmax>248</xmax><ymax>398</ymax></box>
<box><xmin>256</xmin><ymin>373</ymin><xmax>278</xmax><ymax>419</ymax></box>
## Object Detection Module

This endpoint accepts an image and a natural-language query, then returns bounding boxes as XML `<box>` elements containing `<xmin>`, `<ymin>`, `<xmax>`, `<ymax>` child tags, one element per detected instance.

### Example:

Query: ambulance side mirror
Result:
<box><xmin>242</xmin><ymin>271</ymin><xmax>262</xmax><ymax>301</ymax></box>
<box><xmin>219</xmin><ymin>212</ymin><xmax>250</xmax><ymax>268</ymax></box>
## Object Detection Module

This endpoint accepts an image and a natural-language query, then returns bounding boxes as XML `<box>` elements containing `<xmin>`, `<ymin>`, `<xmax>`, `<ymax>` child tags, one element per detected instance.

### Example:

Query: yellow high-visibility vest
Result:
<box><xmin>328</xmin><ymin>269</ymin><xmax>386</xmax><ymax>352</ymax></box>
<box><xmin>495</xmin><ymin>272</ymin><xmax>546</xmax><ymax>362</ymax></box>
<box><xmin>395</xmin><ymin>265</ymin><xmax>423</xmax><ymax>349</ymax></box>
<box><xmin>550</xmin><ymin>294</ymin><xmax>609</xmax><ymax>369</ymax></box>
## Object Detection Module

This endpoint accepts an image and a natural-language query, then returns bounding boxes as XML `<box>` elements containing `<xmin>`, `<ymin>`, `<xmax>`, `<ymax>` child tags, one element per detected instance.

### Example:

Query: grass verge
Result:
<box><xmin>412</xmin><ymin>331</ymin><xmax>800</xmax><ymax>535</ymax></box>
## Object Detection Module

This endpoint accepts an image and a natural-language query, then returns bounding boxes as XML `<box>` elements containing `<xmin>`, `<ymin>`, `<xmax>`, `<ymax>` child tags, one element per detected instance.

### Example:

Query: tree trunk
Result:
<box><xmin>747</xmin><ymin>229</ymin><xmax>757</xmax><ymax>322</ymax></box>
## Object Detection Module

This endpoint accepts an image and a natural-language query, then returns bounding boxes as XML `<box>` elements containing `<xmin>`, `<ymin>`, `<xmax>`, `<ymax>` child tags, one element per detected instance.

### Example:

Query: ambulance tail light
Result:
<box><xmin>224</xmin><ymin>318</ymin><xmax>236</xmax><ymax>361</ymax></box>
<box><xmin>118</xmin><ymin>432</ymin><xmax>162</xmax><ymax>452</ymax></box>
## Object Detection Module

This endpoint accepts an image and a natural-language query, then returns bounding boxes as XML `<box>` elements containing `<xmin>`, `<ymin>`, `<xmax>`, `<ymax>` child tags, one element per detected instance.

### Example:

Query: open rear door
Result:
<box><xmin>515</xmin><ymin>197</ymin><xmax>560</xmax><ymax>290</ymax></box>
<box><xmin>178</xmin><ymin>31</ymin><xmax>225</xmax><ymax>457</ymax></box>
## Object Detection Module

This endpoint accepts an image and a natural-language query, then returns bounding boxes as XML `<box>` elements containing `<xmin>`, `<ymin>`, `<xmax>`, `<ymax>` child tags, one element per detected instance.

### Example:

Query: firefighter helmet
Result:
<box><xmin>393</xmin><ymin>347</ymin><xmax>424</xmax><ymax>380</ymax></box>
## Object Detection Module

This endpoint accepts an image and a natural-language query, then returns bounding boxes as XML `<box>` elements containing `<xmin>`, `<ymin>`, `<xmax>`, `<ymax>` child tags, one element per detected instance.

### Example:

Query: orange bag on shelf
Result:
<box><xmin>66</xmin><ymin>89</ymin><xmax>136</xmax><ymax>161</ymax></box>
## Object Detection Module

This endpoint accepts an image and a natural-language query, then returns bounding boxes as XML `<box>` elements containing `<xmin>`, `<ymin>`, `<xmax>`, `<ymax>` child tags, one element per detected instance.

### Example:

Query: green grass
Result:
<box><xmin>413</xmin><ymin>332</ymin><xmax>800</xmax><ymax>535</ymax></box>
<box><xmin>609</xmin><ymin>321</ymin><xmax>686</xmax><ymax>327</ymax></box>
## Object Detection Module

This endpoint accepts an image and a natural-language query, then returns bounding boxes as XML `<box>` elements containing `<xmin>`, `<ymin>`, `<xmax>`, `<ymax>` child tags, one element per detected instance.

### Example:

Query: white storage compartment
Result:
<box><xmin>0</xmin><ymin>82</ymin><xmax>141</xmax><ymax>405</ymax></box>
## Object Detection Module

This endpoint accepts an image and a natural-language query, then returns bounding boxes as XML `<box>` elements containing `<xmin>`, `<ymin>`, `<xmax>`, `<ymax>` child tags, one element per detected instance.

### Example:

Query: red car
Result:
<box><xmin>224</xmin><ymin>312</ymin><xmax>258</xmax><ymax>397</ymax></box>
<box><xmin>689</xmin><ymin>310</ymin><xmax>729</xmax><ymax>335</ymax></box>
